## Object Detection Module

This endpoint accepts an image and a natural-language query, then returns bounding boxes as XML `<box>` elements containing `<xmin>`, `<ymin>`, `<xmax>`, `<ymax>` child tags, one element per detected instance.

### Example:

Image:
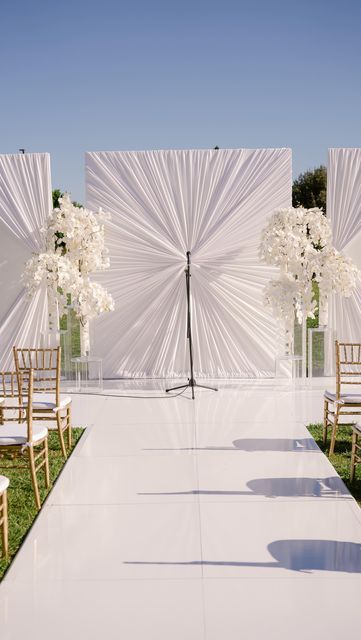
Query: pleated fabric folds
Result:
<box><xmin>0</xmin><ymin>153</ymin><xmax>52</xmax><ymax>370</ymax></box>
<box><xmin>86</xmin><ymin>148</ymin><xmax>292</xmax><ymax>378</ymax></box>
<box><xmin>328</xmin><ymin>148</ymin><xmax>361</xmax><ymax>342</ymax></box>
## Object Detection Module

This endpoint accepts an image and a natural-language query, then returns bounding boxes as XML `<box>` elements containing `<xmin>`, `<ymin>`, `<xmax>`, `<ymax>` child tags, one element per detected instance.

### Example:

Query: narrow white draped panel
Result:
<box><xmin>0</xmin><ymin>153</ymin><xmax>52</xmax><ymax>370</ymax></box>
<box><xmin>328</xmin><ymin>148</ymin><xmax>361</xmax><ymax>342</ymax></box>
<box><xmin>86</xmin><ymin>148</ymin><xmax>292</xmax><ymax>378</ymax></box>
<box><xmin>0</xmin><ymin>223</ymin><xmax>29</xmax><ymax>328</ymax></box>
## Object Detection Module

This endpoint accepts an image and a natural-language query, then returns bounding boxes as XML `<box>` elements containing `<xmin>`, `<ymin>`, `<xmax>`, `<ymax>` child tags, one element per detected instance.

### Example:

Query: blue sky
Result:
<box><xmin>1</xmin><ymin>0</ymin><xmax>360</xmax><ymax>203</ymax></box>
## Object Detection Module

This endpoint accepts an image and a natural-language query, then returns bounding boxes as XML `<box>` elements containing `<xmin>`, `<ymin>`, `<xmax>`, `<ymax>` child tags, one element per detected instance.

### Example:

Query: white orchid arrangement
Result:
<box><xmin>23</xmin><ymin>253</ymin><xmax>83</xmax><ymax>313</ymax></box>
<box><xmin>260</xmin><ymin>207</ymin><xmax>359</xmax><ymax>325</ymax></box>
<box><xmin>264</xmin><ymin>272</ymin><xmax>316</xmax><ymax>326</ymax></box>
<box><xmin>46</xmin><ymin>193</ymin><xmax>110</xmax><ymax>272</ymax></box>
<box><xmin>23</xmin><ymin>194</ymin><xmax>114</xmax><ymax>336</ymax></box>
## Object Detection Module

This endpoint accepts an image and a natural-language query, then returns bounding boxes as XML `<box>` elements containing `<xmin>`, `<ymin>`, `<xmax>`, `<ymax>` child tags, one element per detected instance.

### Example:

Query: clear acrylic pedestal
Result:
<box><xmin>59</xmin><ymin>308</ymin><xmax>75</xmax><ymax>382</ymax></box>
<box><xmin>308</xmin><ymin>326</ymin><xmax>335</xmax><ymax>378</ymax></box>
<box><xmin>60</xmin><ymin>328</ymin><xmax>73</xmax><ymax>381</ymax></box>
<box><xmin>71</xmin><ymin>356</ymin><xmax>103</xmax><ymax>393</ymax></box>
<box><xmin>40</xmin><ymin>331</ymin><xmax>60</xmax><ymax>348</ymax></box>
<box><xmin>275</xmin><ymin>354</ymin><xmax>303</xmax><ymax>380</ymax></box>
<box><xmin>275</xmin><ymin>315</ymin><xmax>305</xmax><ymax>385</ymax></box>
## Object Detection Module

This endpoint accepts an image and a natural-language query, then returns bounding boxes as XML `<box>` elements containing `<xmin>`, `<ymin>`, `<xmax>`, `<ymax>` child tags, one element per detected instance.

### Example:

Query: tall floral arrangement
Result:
<box><xmin>46</xmin><ymin>194</ymin><xmax>110</xmax><ymax>271</ymax></box>
<box><xmin>259</xmin><ymin>207</ymin><xmax>359</xmax><ymax>351</ymax></box>
<box><xmin>23</xmin><ymin>193</ymin><xmax>114</xmax><ymax>355</ymax></box>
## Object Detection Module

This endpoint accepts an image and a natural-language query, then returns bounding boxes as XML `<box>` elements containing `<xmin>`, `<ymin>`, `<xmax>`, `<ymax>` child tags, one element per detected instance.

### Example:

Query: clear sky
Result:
<box><xmin>1</xmin><ymin>0</ymin><xmax>360</xmax><ymax>203</ymax></box>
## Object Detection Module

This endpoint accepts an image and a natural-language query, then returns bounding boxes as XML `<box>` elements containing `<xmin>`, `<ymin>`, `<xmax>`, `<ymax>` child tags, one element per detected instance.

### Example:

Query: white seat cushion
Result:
<box><xmin>324</xmin><ymin>390</ymin><xmax>361</xmax><ymax>404</ymax></box>
<box><xmin>353</xmin><ymin>423</ymin><xmax>361</xmax><ymax>434</ymax></box>
<box><xmin>24</xmin><ymin>393</ymin><xmax>72</xmax><ymax>411</ymax></box>
<box><xmin>0</xmin><ymin>423</ymin><xmax>48</xmax><ymax>446</ymax></box>
<box><xmin>0</xmin><ymin>475</ymin><xmax>9</xmax><ymax>492</ymax></box>
<box><xmin>0</xmin><ymin>397</ymin><xmax>22</xmax><ymax>408</ymax></box>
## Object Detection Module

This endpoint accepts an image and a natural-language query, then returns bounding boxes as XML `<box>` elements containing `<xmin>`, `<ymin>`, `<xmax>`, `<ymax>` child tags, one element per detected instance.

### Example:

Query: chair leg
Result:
<box><xmin>329</xmin><ymin>405</ymin><xmax>340</xmax><ymax>456</ymax></box>
<box><xmin>1</xmin><ymin>490</ymin><xmax>9</xmax><ymax>560</ymax></box>
<box><xmin>56</xmin><ymin>412</ymin><xmax>67</xmax><ymax>459</ymax></box>
<box><xmin>28</xmin><ymin>446</ymin><xmax>41</xmax><ymax>511</ymax></box>
<box><xmin>350</xmin><ymin>430</ymin><xmax>357</xmax><ymax>483</ymax></box>
<box><xmin>44</xmin><ymin>438</ymin><xmax>50</xmax><ymax>489</ymax></box>
<box><xmin>66</xmin><ymin>405</ymin><xmax>72</xmax><ymax>449</ymax></box>
<box><xmin>323</xmin><ymin>400</ymin><xmax>329</xmax><ymax>446</ymax></box>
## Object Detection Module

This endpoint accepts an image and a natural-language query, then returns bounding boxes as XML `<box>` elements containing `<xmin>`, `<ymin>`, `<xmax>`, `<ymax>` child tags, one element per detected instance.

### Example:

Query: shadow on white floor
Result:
<box><xmin>1</xmin><ymin>378</ymin><xmax>361</xmax><ymax>640</ymax></box>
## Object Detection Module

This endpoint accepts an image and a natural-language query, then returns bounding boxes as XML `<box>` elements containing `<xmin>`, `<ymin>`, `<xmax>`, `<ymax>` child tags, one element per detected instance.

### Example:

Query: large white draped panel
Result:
<box><xmin>328</xmin><ymin>148</ymin><xmax>361</xmax><ymax>342</ymax></box>
<box><xmin>0</xmin><ymin>153</ymin><xmax>52</xmax><ymax>369</ymax></box>
<box><xmin>86</xmin><ymin>148</ymin><xmax>292</xmax><ymax>378</ymax></box>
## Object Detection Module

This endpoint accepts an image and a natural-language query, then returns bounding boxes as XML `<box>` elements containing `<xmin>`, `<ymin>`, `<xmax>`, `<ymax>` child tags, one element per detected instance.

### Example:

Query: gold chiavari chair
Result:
<box><xmin>0</xmin><ymin>475</ymin><xmax>9</xmax><ymax>560</ymax></box>
<box><xmin>350</xmin><ymin>422</ymin><xmax>361</xmax><ymax>483</ymax></box>
<box><xmin>13</xmin><ymin>347</ymin><xmax>72</xmax><ymax>459</ymax></box>
<box><xmin>323</xmin><ymin>341</ymin><xmax>361</xmax><ymax>456</ymax></box>
<box><xmin>0</xmin><ymin>369</ymin><xmax>50</xmax><ymax>511</ymax></box>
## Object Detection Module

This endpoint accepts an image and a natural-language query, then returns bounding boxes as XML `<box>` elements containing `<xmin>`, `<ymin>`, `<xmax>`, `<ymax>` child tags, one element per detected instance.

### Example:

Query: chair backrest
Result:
<box><xmin>13</xmin><ymin>347</ymin><xmax>61</xmax><ymax>403</ymax></box>
<box><xmin>0</xmin><ymin>371</ymin><xmax>18</xmax><ymax>398</ymax></box>
<box><xmin>335</xmin><ymin>341</ymin><xmax>361</xmax><ymax>395</ymax></box>
<box><xmin>0</xmin><ymin>371</ymin><xmax>23</xmax><ymax>422</ymax></box>
<box><xmin>0</xmin><ymin>369</ymin><xmax>34</xmax><ymax>442</ymax></box>
<box><xmin>26</xmin><ymin>369</ymin><xmax>34</xmax><ymax>443</ymax></box>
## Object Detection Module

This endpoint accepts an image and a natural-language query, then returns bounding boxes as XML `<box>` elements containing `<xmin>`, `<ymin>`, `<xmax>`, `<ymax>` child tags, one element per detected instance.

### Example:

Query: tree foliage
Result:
<box><xmin>52</xmin><ymin>189</ymin><xmax>82</xmax><ymax>209</ymax></box>
<box><xmin>292</xmin><ymin>165</ymin><xmax>327</xmax><ymax>213</ymax></box>
<box><xmin>52</xmin><ymin>189</ymin><xmax>62</xmax><ymax>209</ymax></box>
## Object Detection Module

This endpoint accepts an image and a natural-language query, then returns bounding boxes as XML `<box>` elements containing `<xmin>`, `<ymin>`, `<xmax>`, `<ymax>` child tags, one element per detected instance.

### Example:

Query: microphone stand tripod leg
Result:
<box><xmin>165</xmin><ymin>251</ymin><xmax>218</xmax><ymax>398</ymax></box>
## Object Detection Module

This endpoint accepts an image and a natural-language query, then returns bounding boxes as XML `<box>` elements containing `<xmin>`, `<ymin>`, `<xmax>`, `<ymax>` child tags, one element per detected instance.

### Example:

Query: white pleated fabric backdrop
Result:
<box><xmin>86</xmin><ymin>148</ymin><xmax>292</xmax><ymax>378</ymax></box>
<box><xmin>0</xmin><ymin>153</ymin><xmax>51</xmax><ymax>370</ymax></box>
<box><xmin>328</xmin><ymin>148</ymin><xmax>361</xmax><ymax>342</ymax></box>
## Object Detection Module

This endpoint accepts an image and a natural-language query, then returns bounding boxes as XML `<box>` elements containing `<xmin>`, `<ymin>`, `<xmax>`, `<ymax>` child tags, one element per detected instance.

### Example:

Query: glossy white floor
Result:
<box><xmin>1</xmin><ymin>378</ymin><xmax>361</xmax><ymax>639</ymax></box>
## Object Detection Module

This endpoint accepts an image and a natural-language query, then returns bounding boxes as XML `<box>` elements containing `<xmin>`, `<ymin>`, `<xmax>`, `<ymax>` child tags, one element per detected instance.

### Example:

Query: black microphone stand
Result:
<box><xmin>166</xmin><ymin>251</ymin><xmax>217</xmax><ymax>399</ymax></box>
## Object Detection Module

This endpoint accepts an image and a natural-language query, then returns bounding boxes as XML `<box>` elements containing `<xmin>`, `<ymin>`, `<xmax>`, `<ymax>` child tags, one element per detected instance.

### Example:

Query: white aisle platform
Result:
<box><xmin>1</xmin><ymin>379</ymin><xmax>361</xmax><ymax>639</ymax></box>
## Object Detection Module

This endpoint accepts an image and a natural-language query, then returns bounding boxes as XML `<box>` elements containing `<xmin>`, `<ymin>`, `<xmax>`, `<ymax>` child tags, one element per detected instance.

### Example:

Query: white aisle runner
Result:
<box><xmin>1</xmin><ymin>381</ymin><xmax>361</xmax><ymax>639</ymax></box>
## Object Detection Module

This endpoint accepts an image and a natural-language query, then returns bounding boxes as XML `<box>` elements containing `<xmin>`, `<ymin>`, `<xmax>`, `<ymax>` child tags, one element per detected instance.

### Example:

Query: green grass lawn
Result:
<box><xmin>308</xmin><ymin>423</ymin><xmax>361</xmax><ymax>504</ymax></box>
<box><xmin>0</xmin><ymin>427</ymin><xmax>84</xmax><ymax>580</ymax></box>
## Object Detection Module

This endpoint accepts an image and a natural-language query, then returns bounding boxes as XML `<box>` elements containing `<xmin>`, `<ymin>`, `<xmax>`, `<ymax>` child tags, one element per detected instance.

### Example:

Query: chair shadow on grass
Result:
<box><xmin>125</xmin><ymin>539</ymin><xmax>361</xmax><ymax>573</ymax></box>
<box><xmin>144</xmin><ymin>438</ymin><xmax>320</xmax><ymax>453</ymax></box>
<box><xmin>138</xmin><ymin>475</ymin><xmax>350</xmax><ymax>499</ymax></box>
